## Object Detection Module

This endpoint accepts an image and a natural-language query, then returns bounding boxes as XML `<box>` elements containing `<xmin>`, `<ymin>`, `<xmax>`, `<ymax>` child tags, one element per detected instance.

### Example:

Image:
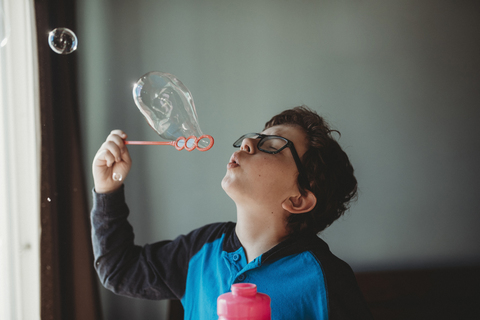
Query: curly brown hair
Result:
<box><xmin>264</xmin><ymin>106</ymin><xmax>358</xmax><ymax>235</ymax></box>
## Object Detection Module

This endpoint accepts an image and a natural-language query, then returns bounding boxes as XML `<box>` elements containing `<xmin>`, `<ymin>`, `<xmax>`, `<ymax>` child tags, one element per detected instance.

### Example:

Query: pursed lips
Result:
<box><xmin>227</xmin><ymin>152</ymin><xmax>240</xmax><ymax>169</ymax></box>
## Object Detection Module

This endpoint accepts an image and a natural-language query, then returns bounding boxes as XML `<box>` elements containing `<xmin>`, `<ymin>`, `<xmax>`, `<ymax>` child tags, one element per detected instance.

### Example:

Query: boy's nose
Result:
<box><xmin>240</xmin><ymin>138</ymin><xmax>256</xmax><ymax>154</ymax></box>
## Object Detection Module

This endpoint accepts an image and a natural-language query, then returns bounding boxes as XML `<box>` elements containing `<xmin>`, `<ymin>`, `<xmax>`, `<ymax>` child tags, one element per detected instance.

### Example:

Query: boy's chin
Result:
<box><xmin>221</xmin><ymin>177</ymin><xmax>235</xmax><ymax>198</ymax></box>
<box><xmin>221</xmin><ymin>176</ymin><xmax>244</xmax><ymax>201</ymax></box>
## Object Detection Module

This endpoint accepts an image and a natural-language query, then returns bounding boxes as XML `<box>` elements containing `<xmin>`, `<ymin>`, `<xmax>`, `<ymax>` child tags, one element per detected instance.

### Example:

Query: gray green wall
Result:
<box><xmin>76</xmin><ymin>1</ymin><xmax>480</xmax><ymax>319</ymax></box>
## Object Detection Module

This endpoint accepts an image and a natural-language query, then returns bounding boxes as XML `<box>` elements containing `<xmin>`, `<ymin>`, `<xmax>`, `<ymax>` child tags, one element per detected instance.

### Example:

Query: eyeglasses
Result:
<box><xmin>233</xmin><ymin>133</ymin><xmax>309</xmax><ymax>190</ymax></box>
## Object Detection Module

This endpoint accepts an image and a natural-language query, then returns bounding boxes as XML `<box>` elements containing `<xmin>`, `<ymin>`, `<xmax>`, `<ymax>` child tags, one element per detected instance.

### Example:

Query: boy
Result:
<box><xmin>91</xmin><ymin>106</ymin><xmax>372</xmax><ymax>319</ymax></box>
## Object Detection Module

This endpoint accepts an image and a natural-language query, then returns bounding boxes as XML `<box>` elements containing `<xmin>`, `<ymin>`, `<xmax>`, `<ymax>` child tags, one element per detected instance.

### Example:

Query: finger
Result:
<box><xmin>109</xmin><ymin>129</ymin><xmax>127</xmax><ymax>140</ymax></box>
<box><xmin>106</xmin><ymin>133</ymin><xmax>126</xmax><ymax>151</ymax></box>
<box><xmin>102</xmin><ymin>141</ymin><xmax>123</xmax><ymax>163</ymax></box>
<box><xmin>104</xmin><ymin>151</ymin><xmax>116</xmax><ymax>167</ymax></box>
<box><xmin>93</xmin><ymin>149</ymin><xmax>115</xmax><ymax>167</ymax></box>
<box><xmin>120</xmin><ymin>145</ymin><xmax>132</xmax><ymax>165</ymax></box>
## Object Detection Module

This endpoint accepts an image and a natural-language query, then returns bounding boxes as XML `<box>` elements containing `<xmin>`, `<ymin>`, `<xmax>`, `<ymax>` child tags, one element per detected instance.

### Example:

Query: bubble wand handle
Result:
<box><xmin>124</xmin><ymin>134</ymin><xmax>214</xmax><ymax>152</ymax></box>
<box><xmin>125</xmin><ymin>141</ymin><xmax>175</xmax><ymax>146</ymax></box>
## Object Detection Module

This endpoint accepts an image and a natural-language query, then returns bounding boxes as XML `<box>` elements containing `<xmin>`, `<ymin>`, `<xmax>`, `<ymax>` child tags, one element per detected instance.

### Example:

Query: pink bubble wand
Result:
<box><xmin>124</xmin><ymin>134</ymin><xmax>214</xmax><ymax>152</ymax></box>
<box><xmin>112</xmin><ymin>135</ymin><xmax>214</xmax><ymax>181</ymax></box>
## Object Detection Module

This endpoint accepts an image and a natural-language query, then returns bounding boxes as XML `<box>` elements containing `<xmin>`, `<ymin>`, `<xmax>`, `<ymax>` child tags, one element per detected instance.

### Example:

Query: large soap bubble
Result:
<box><xmin>132</xmin><ymin>71</ymin><xmax>212</xmax><ymax>150</ymax></box>
<box><xmin>48</xmin><ymin>28</ymin><xmax>78</xmax><ymax>54</ymax></box>
<box><xmin>113</xmin><ymin>72</ymin><xmax>214</xmax><ymax>181</ymax></box>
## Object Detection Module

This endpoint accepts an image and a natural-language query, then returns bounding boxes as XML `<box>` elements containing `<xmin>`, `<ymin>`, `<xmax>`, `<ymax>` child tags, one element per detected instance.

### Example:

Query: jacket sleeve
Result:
<box><xmin>90</xmin><ymin>185</ymin><xmax>190</xmax><ymax>300</ymax></box>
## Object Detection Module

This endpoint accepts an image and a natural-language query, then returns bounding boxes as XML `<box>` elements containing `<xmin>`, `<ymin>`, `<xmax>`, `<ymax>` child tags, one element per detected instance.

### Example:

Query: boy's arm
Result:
<box><xmin>90</xmin><ymin>130</ymin><xmax>186</xmax><ymax>299</ymax></box>
<box><xmin>91</xmin><ymin>186</ymin><xmax>186</xmax><ymax>300</ymax></box>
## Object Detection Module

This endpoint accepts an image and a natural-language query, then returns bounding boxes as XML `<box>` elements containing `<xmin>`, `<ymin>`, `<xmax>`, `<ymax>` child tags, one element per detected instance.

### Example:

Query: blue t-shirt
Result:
<box><xmin>91</xmin><ymin>186</ymin><xmax>372</xmax><ymax>320</ymax></box>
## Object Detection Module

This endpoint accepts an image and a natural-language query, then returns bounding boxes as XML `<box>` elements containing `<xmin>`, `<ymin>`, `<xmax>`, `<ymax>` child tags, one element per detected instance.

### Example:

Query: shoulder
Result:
<box><xmin>276</xmin><ymin>234</ymin><xmax>356</xmax><ymax>279</ymax></box>
<box><xmin>173</xmin><ymin>222</ymin><xmax>237</xmax><ymax>257</ymax></box>
<box><xmin>307</xmin><ymin>236</ymin><xmax>354</xmax><ymax>275</ymax></box>
<box><xmin>306</xmin><ymin>236</ymin><xmax>373</xmax><ymax>319</ymax></box>
<box><xmin>183</xmin><ymin>221</ymin><xmax>236</xmax><ymax>243</ymax></box>
<box><xmin>304</xmin><ymin>235</ymin><xmax>360</xmax><ymax>292</ymax></box>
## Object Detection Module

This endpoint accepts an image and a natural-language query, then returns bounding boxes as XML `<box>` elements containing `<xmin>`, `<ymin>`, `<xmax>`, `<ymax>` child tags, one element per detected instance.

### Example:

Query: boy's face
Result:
<box><xmin>222</xmin><ymin>124</ymin><xmax>309</xmax><ymax>208</ymax></box>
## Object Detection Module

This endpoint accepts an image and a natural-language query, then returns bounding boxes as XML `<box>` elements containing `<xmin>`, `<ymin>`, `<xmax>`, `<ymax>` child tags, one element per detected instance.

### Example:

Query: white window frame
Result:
<box><xmin>0</xmin><ymin>0</ymin><xmax>41</xmax><ymax>319</ymax></box>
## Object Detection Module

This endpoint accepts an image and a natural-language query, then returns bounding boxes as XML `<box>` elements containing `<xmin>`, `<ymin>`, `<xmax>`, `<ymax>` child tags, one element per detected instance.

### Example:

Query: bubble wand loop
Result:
<box><xmin>124</xmin><ymin>134</ymin><xmax>214</xmax><ymax>152</ymax></box>
<box><xmin>112</xmin><ymin>135</ymin><xmax>213</xmax><ymax>182</ymax></box>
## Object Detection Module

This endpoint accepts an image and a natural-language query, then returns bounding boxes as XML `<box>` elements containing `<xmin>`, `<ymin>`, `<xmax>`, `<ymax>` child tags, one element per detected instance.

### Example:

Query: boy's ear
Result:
<box><xmin>282</xmin><ymin>191</ymin><xmax>317</xmax><ymax>214</ymax></box>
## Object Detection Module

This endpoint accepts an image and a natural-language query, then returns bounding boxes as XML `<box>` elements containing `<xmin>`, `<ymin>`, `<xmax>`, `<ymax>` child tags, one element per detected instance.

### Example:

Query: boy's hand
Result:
<box><xmin>92</xmin><ymin>130</ymin><xmax>132</xmax><ymax>194</ymax></box>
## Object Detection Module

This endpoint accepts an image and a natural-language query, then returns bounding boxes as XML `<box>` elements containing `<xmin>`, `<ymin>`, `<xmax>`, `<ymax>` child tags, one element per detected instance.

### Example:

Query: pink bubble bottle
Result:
<box><xmin>217</xmin><ymin>283</ymin><xmax>271</xmax><ymax>320</ymax></box>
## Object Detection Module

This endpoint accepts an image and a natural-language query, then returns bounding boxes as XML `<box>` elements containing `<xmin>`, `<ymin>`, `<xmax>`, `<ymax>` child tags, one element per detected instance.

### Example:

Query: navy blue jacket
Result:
<box><xmin>91</xmin><ymin>186</ymin><xmax>372</xmax><ymax>319</ymax></box>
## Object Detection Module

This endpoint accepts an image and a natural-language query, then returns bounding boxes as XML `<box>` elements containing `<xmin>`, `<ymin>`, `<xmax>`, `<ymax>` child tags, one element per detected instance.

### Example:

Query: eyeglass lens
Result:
<box><xmin>258</xmin><ymin>136</ymin><xmax>288</xmax><ymax>153</ymax></box>
<box><xmin>233</xmin><ymin>133</ymin><xmax>256</xmax><ymax>147</ymax></box>
<box><xmin>234</xmin><ymin>134</ymin><xmax>287</xmax><ymax>153</ymax></box>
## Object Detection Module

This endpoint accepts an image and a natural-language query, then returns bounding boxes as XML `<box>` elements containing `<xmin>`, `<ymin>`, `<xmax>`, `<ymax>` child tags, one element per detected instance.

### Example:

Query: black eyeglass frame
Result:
<box><xmin>233</xmin><ymin>133</ymin><xmax>310</xmax><ymax>190</ymax></box>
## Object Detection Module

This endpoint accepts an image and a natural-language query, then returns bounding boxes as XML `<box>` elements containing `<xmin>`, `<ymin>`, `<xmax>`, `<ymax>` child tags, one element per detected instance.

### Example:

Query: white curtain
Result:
<box><xmin>0</xmin><ymin>0</ymin><xmax>41</xmax><ymax>319</ymax></box>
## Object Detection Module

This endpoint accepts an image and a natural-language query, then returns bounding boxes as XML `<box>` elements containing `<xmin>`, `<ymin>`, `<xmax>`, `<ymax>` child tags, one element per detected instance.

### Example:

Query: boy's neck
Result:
<box><xmin>235</xmin><ymin>204</ymin><xmax>290</xmax><ymax>264</ymax></box>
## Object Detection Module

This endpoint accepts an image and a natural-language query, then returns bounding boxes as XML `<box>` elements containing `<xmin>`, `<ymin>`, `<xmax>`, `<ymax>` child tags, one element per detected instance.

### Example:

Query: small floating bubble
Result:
<box><xmin>48</xmin><ymin>28</ymin><xmax>78</xmax><ymax>54</ymax></box>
